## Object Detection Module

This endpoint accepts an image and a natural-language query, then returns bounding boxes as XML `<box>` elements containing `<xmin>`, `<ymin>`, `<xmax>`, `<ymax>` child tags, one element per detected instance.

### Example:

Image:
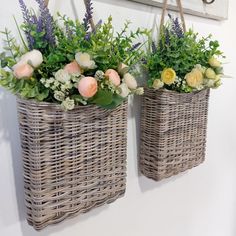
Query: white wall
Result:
<box><xmin>0</xmin><ymin>0</ymin><xmax>236</xmax><ymax>235</ymax></box>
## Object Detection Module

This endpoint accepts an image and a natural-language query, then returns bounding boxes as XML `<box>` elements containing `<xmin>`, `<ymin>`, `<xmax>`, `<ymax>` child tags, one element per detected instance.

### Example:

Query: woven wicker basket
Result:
<box><xmin>17</xmin><ymin>97</ymin><xmax>128</xmax><ymax>230</ymax></box>
<box><xmin>140</xmin><ymin>88</ymin><xmax>210</xmax><ymax>181</ymax></box>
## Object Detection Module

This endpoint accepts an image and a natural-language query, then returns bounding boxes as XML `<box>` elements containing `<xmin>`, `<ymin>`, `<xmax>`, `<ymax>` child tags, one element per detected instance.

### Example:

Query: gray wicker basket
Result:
<box><xmin>17</xmin><ymin>97</ymin><xmax>128</xmax><ymax>230</ymax></box>
<box><xmin>140</xmin><ymin>88</ymin><xmax>210</xmax><ymax>181</ymax></box>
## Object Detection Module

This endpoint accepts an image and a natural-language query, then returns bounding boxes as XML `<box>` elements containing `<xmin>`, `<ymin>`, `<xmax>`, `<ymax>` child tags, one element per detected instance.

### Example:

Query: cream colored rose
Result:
<box><xmin>215</xmin><ymin>74</ymin><xmax>221</xmax><ymax>81</ymax></box>
<box><xmin>209</xmin><ymin>57</ymin><xmax>221</xmax><ymax>68</ymax></box>
<box><xmin>195</xmin><ymin>64</ymin><xmax>206</xmax><ymax>74</ymax></box>
<box><xmin>75</xmin><ymin>52</ymin><xmax>96</xmax><ymax>70</ymax></box>
<box><xmin>55</xmin><ymin>69</ymin><xmax>71</xmax><ymax>83</ymax></box>
<box><xmin>185</xmin><ymin>68</ymin><xmax>203</xmax><ymax>88</ymax></box>
<box><xmin>118</xmin><ymin>83</ymin><xmax>130</xmax><ymax>98</ymax></box>
<box><xmin>205</xmin><ymin>68</ymin><xmax>216</xmax><ymax>80</ymax></box>
<box><xmin>152</xmin><ymin>79</ymin><xmax>164</xmax><ymax>90</ymax></box>
<box><xmin>123</xmin><ymin>73</ymin><xmax>137</xmax><ymax>90</ymax></box>
<box><xmin>13</xmin><ymin>63</ymin><xmax>34</xmax><ymax>79</ymax></box>
<box><xmin>21</xmin><ymin>49</ymin><xmax>43</xmax><ymax>68</ymax></box>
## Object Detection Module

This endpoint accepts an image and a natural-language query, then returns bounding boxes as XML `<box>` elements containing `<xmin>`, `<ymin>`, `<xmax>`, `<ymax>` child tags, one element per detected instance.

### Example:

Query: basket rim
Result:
<box><xmin>16</xmin><ymin>95</ymin><xmax>127</xmax><ymax>111</ymax></box>
<box><xmin>144</xmin><ymin>87</ymin><xmax>210</xmax><ymax>96</ymax></box>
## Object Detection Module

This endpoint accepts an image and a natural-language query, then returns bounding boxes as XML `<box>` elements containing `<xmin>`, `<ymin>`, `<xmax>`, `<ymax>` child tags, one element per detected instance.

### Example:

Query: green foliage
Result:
<box><xmin>0</xmin><ymin>11</ymin><xmax>147</xmax><ymax>110</ymax></box>
<box><xmin>146</xmin><ymin>20</ymin><xmax>224</xmax><ymax>93</ymax></box>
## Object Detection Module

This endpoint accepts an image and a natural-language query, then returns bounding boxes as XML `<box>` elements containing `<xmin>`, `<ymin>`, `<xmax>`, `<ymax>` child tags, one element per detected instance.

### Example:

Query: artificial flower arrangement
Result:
<box><xmin>139</xmin><ymin>14</ymin><xmax>226</xmax><ymax>182</ymax></box>
<box><xmin>146</xmin><ymin>15</ymin><xmax>224</xmax><ymax>93</ymax></box>
<box><xmin>0</xmin><ymin>0</ymin><xmax>148</xmax><ymax>110</ymax></box>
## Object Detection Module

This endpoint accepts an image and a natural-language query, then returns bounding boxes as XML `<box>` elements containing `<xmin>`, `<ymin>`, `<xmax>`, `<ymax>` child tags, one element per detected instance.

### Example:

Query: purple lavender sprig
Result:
<box><xmin>35</xmin><ymin>0</ymin><xmax>56</xmax><ymax>46</ymax></box>
<box><xmin>129</xmin><ymin>42</ymin><xmax>141</xmax><ymax>52</ymax></box>
<box><xmin>85</xmin><ymin>19</ymin><xmax>102</xmax><ymax>41</ymax></box>
<box><xmin>151</xmin><ymin>42</ymin><xmax>157</xmax><ymax>53</ymax></box>
<box><xmin>18</xmin><ymin>0</ymin><xmax>35</xmax><ymax>49</ymax></box>
<box><xmin>83</xmin><ymin>0</ymin><xmax>93</xmax><ymax>32</ymax></box>
<box><xmin>168</xmin><ymin>14</ymin><xmax>184</xmax><ymax>38</ymax></box>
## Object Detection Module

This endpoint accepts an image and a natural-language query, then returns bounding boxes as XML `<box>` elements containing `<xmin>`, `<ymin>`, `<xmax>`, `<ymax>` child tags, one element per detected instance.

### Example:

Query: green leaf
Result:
<box><xmin>90</xmin><ymin>89</ymin><xmax>113</xmax><ymax>106</ymax></box>
<box><xmin>101</xmin><ymin>94</ymin><xmax>126</xmax><ymax>109</ymax></box>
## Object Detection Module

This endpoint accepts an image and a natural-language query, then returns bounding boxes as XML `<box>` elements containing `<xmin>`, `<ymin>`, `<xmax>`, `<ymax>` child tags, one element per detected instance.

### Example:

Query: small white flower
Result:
<box><xmin>75</xmin><ymin>52</ymin><xmax>96</xmax><ymax>70</ymax></box>
<box><xmin>195</xmin><ymin>64</ymin><xmax>206</xmax><ymax>74</ymax></box>
<box><xmin>54</xmin><ymin>80</ymin><xmax>60</xmax><ymax>87</ymax></box>
<box><xmin>54</xmin><ymin>91</ymin><xmax>65</xmax><ymax>101</ymax></box>
<box><xmin>135</xmin><ymin>87</ymin><xmax>144</xmax><ymax>95</ymax></box>
<box><xmin>152</xmin><ymin>79</ymin><xmax>164</xmax><ymax>90</ymax></box>
<box><xmin>123</xmin><ymin>73</ymin><xmax>138</xmax><ymax>90</ymax></box>
<box><xmin>55</xmin><ymin>69</ymin><xmax>71</xmax><ymax>83</ymax></box>
<box><xmin>21</xmin><ymin>49</ymin><xmax>43</xmax><ymax>68</ymax></box>
<box><xmin>95</xmin><ymin>70</ymin><xmax>105</xmax><ymax>80</ymax></box>
<box><xmin>62</xmin><ymin>97</ymin><xmax>75</xmax><ymax>110</ymax></box>
<box><xmin>118</xmin><ymin>83</ymin><xmax>130</xmax><ymax>98</ymax></box>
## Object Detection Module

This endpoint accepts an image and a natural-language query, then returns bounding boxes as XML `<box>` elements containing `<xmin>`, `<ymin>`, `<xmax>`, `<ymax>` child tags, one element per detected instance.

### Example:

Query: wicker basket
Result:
<box><xmin>139</xmin><ymin>88</ymin><xmax>210</xmax><ymax>181</ymax></box>
<box><xmin>17</xmin><ymin>97</ymin><xmax>128</xmax><ymax>230</ymax></box>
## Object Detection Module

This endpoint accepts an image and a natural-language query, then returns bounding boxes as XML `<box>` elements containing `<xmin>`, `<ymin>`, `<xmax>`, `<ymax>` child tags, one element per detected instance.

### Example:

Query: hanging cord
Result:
<box><xmin>44</xmin><ymin>0</ymin><xmax>95</xmax><ymax>31</ymax></box>
<box><xmin>159</xmin><ymin>0</ymin><xmax>186</xmax><ymax>33</ymax></box>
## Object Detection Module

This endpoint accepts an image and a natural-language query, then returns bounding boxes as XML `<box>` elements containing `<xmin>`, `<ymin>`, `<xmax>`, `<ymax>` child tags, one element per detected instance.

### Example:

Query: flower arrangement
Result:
<box><xmin>146</xmin><ymin>15</ymin><xmax>224</xmax><ymax>93</ymax></box>
<box><xmin>0</xmin><ymin>0</ymin><xmax>148</xmax><ymax>110</ymax></box>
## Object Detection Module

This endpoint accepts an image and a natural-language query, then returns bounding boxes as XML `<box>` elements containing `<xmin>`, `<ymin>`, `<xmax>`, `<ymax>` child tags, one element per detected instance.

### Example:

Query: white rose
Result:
<box><xmin>123</xmin><ymin>73</ymin><xmax>137</xmax><ymax>90</ymax></box>
<box><xmin>118</xmin><ymin>83</ymin><xmax>130</xmax><ymax>98</ymax></box>
<box><xmin>75</xmin><ymin>52</ymin><xmax>96</xmax><ymax>70</ymax></box>
<box><xmin>21</xmin><ymin>49</ymin><xmax>43</xmax><ymax>68</ymax></box>
<box><xmin>55</xmin><ymin>69</ymin><xmax>70</xmax><ymax>84</ymax></box>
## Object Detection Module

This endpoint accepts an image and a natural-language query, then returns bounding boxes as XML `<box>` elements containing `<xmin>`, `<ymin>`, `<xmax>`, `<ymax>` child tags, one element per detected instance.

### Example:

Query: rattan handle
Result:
<box><xmin>45</xmin><ymin>0</ymin><xmax>95</xmax><ymax>31</ymax></box>
<box><xmin>160</xmin><ymin>0</ymin><xmax>186</xmax><ymax>32</ymax></box>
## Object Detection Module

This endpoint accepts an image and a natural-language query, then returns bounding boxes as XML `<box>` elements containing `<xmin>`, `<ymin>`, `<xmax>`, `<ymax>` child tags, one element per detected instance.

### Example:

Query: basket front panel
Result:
<box><xmin>17</xmin><ymin>98</ymin><xmax>128</xmax><ymax>230</ymax></box>
<box><xmin>140</xmin><ymin>89</ymin><xmax>210</xmax><ymax>181</ymax></box>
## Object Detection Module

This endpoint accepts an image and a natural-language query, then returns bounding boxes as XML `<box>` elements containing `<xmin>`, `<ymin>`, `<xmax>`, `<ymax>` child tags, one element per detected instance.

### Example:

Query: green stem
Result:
<box><xmin>5</xmin><ymin>28</ymin><xmax>17</xmax><ymax>63</ymax></box>
<box><xmin>13</xmin><ymin>16</ymin><xmax>28</xmax><ymax>51</ymax></box>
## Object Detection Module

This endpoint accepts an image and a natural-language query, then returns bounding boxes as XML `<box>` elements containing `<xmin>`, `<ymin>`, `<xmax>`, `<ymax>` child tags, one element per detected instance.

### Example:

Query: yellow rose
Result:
<box><xmin>209</xmin><ymin>57</ymin><xmax>221</xmax><ymax>68</ymax></box>
<box><xmin>161</xmin><ymin>68</ymin><xmax>176</xmax><ymax>85</ymax></box>
<box><xmin>205</xmin><ymin>68</ymin><xmax>216</xmax><ymax>79</ymax></box>
<box><xmin>185</xmin><ymin>68</ymin><xmax>203</xmax><ymax>88</ymax></box>
<box><xmin>153</xmin><ymin>79</ymin><xmax>164</xmax><ymax>90</ymax></box>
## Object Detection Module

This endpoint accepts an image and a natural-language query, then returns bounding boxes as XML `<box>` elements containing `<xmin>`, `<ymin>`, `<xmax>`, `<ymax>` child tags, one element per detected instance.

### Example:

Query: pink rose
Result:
<box><xmin>105</xmin><ymin>69</ymin><xmax>121</xmax><ymax>86</ymax></box>
<box><xmin>64</xmin><ymin>60</ymin><xmax>82</xmax><ymax>75</ymax></box>
<box><xmin>13</xmin><ymin>63</ymin><xmax>34</xmax><ymax>79</ymax></box>
<box><xmin>78</xmin><ymin>76</ymin><xmax>98</xmax><ymax>98</ymax></box>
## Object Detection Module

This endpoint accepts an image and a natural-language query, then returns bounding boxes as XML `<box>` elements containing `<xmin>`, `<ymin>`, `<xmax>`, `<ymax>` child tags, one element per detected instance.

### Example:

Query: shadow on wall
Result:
<box><xmin>0</xmin><ymin>89</ymin><xmax>25</xmax><ymax>224</ymax></box>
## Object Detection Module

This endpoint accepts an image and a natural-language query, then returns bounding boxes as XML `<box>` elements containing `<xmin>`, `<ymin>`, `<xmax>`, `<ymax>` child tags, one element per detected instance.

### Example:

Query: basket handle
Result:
<box><xmin>45</xmin><ymin>0</ymin><xmax>95</xmax><ymax>31</ymax></box>
<box><xmin>160</xmin><ymin>0</ymin><xmax>186</xmax><ymax>32</ymax></box>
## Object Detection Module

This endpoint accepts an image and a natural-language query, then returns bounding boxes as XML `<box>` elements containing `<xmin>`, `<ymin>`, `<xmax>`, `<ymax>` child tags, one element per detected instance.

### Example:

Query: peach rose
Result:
<box><xmin>78</xmin><ymin>76</ymin><xmax>98</xmax><ymax>98</ymax></box>
<box><xmin>105</xmin><ymin>69</ymin><xmax>121</xmax><ymax>86</ymax></box>
<box><xmin>64</xmin><ymin>60</ymin><xmax>82</xmax><ymax>75</ymax></box>
<box><xmin>13</xmin><ymin>63</ymin><xmax>34</xmax><ymax>79</ymax></box>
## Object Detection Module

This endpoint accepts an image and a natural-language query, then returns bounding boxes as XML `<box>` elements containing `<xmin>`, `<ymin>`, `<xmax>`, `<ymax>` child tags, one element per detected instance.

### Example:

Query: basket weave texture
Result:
<box><xmin>17</xmin><ymin>97</ymin><xmax>128</xmax><ymax>230</ymax></box>
<box><xmin>140</xmin><ymin>88</ymin><xmax>210</xmax><ymax>181</ymax></box>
